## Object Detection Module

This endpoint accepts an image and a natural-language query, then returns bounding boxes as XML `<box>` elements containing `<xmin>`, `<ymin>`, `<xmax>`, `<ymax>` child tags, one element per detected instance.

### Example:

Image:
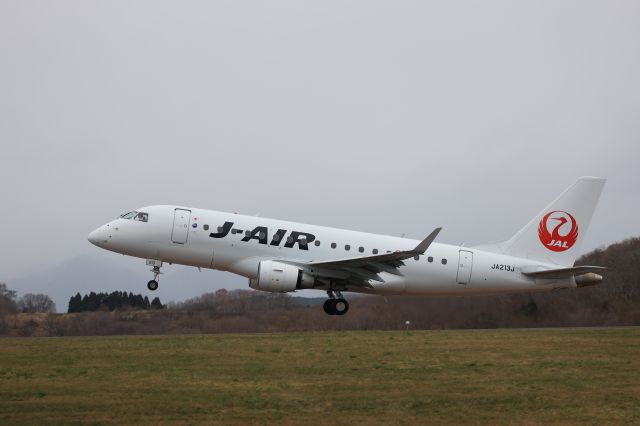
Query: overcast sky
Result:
<box><xmin>1</xmin><ymin>1</ymin><xmax>638</xmax><ymax>298</ymax></box>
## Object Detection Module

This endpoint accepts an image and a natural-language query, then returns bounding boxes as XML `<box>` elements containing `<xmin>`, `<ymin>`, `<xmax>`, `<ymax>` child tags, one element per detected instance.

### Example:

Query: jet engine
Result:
<box><xmin>249</xmin><ymin>260</ymin><xmax>315</xmax><ymax>292</ymax></box>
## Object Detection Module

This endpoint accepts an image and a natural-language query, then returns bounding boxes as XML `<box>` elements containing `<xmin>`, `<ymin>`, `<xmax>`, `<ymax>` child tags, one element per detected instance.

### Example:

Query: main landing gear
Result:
<box><xmin>323</xmin><ymin>290</ymin><xmax>349</xmax><ymax>316</ymax></box>
<box><xmin>146</xmin><ymin>259</ymin><xmax>162</xmax><ymax>291</ymax></box>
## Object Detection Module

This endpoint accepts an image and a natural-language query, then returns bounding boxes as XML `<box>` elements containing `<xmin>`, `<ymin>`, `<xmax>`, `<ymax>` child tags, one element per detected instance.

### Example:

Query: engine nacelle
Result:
<box><xmin>249</xmin><ymin>260</ymin><xmax>315</xmax><ymax>292</ymax></box>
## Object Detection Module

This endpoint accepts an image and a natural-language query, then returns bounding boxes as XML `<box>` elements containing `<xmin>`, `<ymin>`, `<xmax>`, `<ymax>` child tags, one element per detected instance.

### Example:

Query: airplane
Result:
<box><xmin>88</xmin><ymin>177</ymin><xmax>607</xmax><ymax>315</ymax></box>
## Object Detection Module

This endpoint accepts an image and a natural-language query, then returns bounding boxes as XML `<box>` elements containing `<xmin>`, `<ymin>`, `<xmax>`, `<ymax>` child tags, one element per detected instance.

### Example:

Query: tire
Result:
<box><xmin>147</xmin><ymin>280</ymin><xmax>159</xmax><ymax>291</ymax></box>
<box><xmin>334</xmin><ymin>299</ymin><xmax>349</xmax><ymax>315</ymax></box>
<box><xmin>323</xmin><ymin>299</ymin><xmax>336</xmax><ymax>315</ymax></box>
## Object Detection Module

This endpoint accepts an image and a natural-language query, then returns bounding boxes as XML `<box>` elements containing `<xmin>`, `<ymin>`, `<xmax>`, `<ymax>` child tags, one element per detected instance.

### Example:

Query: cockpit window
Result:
<box><xmin>133</xmin><ymin>212</ymin><xmax>149</xmax><ymax>222</ymax></box>
<box><xmin>119</xmin><ymin>211</ymin><xmax>149</xmax><ymax>222</ymax></box>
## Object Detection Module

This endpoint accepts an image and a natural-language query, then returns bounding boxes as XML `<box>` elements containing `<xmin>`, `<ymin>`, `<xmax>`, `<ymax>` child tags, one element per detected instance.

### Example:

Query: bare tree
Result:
<box><xmin>17</xmin><ymin>293</ymin><xmax>56</xmax><ymax>313</ymax></box>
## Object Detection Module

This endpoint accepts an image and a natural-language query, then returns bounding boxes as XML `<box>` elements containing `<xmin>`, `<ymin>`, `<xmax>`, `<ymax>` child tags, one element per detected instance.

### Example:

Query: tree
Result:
<box><xmin>87</xmin><ymin>292</ymin><xmax>99</xmax><ymax>311</ymax></box>
<box><xmin>151</xmin><ymin>297</ymin><xmax>164</xmax><ymax>309</ymax></box>
<box><xmin>17</xmin><ymin>293</ymin><xmax>56</xmax><ymax>313</ymax></box>
<box><xmin>521</xmin><ymin>298</ymin><xmax>538</xmax><ymax>316</ymax></box>
<box><xmin>68</xmin><ymin>293</ymin><xmax>82</xmax><ymax>313</ymax></box>
<box><xmin>0</xmin><ymin>283</ymin><xmax>18</xmax><ymax>314</ymax></box>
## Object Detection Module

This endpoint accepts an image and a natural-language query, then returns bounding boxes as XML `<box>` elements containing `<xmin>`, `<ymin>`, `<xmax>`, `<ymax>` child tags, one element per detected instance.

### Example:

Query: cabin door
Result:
<box><xmin>171</xmin><ymin>209</ymin><xmax>191</xmax><ymax>244</ymax></box>
<box><xmin>456</xmin><ymin>250</ymin><xmax>473</xmax><ymax>285</ymax></box>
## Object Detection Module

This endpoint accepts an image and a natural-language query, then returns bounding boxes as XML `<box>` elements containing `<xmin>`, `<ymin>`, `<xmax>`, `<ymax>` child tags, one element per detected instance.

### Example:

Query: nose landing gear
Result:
<box><xmin>323</xmin><ymin>290</ymin><xmax>349</xmax><ymax>315</ymax></box>
<box><xmin>146</xmin><ymin>259</ymin><xmax>162</xmax><ymax>291</ymax></box>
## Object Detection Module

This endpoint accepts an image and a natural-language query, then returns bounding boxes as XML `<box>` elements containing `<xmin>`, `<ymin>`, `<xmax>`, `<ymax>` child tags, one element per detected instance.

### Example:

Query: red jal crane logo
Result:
<box><xmin>538</xmin><ymin>211</ymin><xmax>579</xmax><ymax>252</ymax></box>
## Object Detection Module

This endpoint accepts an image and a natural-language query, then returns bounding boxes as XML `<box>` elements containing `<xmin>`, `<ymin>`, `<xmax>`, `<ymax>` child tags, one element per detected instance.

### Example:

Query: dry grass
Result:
<box><xmin>1</xmin><ymin>328</ymin><xmax>639</xmax><ymax>424</ymax></box>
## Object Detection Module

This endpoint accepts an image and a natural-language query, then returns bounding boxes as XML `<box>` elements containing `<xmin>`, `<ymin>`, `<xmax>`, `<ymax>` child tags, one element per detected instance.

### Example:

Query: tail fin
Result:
<box><xmin>497</xmin><ymin>177</ymin><xmax>606</xmax><ymax>266</ymax></box>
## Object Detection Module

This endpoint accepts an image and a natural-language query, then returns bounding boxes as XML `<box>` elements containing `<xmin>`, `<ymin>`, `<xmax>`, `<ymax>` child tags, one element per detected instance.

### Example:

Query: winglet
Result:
<box><xmin>413</xmin><ymin>227</ymin><xmax>442</xmax><ymax>254</ymax></box>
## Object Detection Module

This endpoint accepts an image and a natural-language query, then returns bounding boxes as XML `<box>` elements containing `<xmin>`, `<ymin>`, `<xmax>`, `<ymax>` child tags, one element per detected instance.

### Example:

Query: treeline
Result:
<box><xmin>68</xmin><ymin>291</ymin><xmax>164</xmax><ymax>312</ymax></box>
<box><xmin>0</xmin><ymin>284</ymin><xmax>55</xmax><ymax>314</ymax></box>
<box><xmin>1</xmin><ymin>236</ymin><xmax>639</xmax><ymax>337</ymax></box>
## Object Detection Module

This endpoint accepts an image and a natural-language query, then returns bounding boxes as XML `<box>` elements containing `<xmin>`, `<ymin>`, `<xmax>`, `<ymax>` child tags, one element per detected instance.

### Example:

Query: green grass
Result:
<box><xmin>1</xmin><ymin>328</ymin><xmax>639</xmax><ymax>424</ymax></box>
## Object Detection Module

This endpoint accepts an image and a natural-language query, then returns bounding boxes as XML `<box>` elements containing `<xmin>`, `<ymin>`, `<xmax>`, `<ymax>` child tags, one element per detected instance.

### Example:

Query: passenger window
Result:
<box><xmin>428</xmin><ymin>256</ymin><xmax>433</xmax><ymax>263</ymax></box>
<box><xmin>345</xmin><ymin>245</ymin><xmax>351</xmax><ymax>251</ymax></box>
<box><xmin>373</xmin><ymin>249</ymin><xmax>378</xmax><ymax>254</ymax></box>
<box><xmin>414</xmin><ymin>255</ymin><xmax>419</xmax><ymax>261</ymax></box>
<box><xmin>203</xmin><ymin>225</ymin><xmax>209</xmax><ymax>231</ymax></box>
<box><xmin>359</xmin><ymin>247</ymin><xmax>364</xmax><ymax>253</ymax></box>
<box><xmin>314</xmin><ymin>240</ymin><xmax>321</xmax><ymax>246</ymax></box>
<box><xmin>331</xmin><ymin>243</ymin><xmax>337</xmax><ymax>249</ymax></box>
<box><xmin>133</xmin><ymin>212</ymin><xmax>148</xmax><ymax>222</ymax></box>
<box><xmin>441</xmin><ymin>259</ymin><xmax>447</xmax><ymax>265</ymax></box>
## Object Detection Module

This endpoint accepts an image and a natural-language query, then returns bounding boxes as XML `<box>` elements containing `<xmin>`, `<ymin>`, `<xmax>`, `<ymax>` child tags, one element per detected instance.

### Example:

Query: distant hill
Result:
<box><xmin>572</xmin><ymin>236</ymin><xmax>640</xmax><ymax>323</ymax></box>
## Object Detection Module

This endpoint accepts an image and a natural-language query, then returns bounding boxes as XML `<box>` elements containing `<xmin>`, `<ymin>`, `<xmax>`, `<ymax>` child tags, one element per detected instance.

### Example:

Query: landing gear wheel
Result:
<box><xmin>147</xmin><ymin>280</ymin><xmax>158</xmax><ymax>291</ymax></box>
<box><xmin>323</xmin><ymin>297</ymin><xmax>349</xmax><ymax>315</ymax></box>
<box><xmin>323</xmin><ymin>299</ymin><xmax>336</xmax><ymax>315</ymax></box>
<box><xmin>334</xmin><ymin>298</ymin><xmax>349</xmax><ymax>315</ymax></box>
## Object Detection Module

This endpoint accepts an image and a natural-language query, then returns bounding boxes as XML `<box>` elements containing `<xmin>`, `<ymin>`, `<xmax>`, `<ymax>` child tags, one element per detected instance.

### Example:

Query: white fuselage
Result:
<box><xmin>88</xmin><ymin>205</ymin><xmax>574</xmax><ymax>296</ymax></box>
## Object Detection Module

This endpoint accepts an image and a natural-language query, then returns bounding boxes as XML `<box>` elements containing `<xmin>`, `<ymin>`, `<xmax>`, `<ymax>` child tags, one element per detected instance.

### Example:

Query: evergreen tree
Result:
<box><xmin>151</xmin><ymin>297</ymin><xmax>164</xmax><ymax>309</ymax></box>
<box><xmin>88</xmin><ymin>292</ymin><xmax>99</xmax><ymax>311</ymax></box>
<box><xmin>68</xmin><ymin>293</ymin><xmax>82</xmax><ymax>313</ymax></box>
<box><xmin>81</xmin><ymin>295</ymin><xmax>89</xmax><ymax>312</ymax></box>
<box><xmin>135</xmin><ymin>294</ymin><xmax>144</xmax><ymax>308</ymax></box>
<box><xmin>103</xmin><ymin>292</ymin><xmax>114</xmax><ymax>311</ymax></box>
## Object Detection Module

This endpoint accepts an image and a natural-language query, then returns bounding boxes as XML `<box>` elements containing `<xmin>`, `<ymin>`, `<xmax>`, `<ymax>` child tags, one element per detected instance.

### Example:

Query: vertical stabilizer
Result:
<box><xmin>498</xmin><ymin>177</ymin><xmax>606</xmax><ymax>266</ymax></box>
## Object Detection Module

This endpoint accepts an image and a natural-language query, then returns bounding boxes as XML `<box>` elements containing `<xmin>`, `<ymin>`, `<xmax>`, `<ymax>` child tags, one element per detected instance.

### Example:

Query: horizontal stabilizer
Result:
<box><xmin>521</xmin><ymin>265</ymin><xmax>607</xmax><ymax>279</ymax></box>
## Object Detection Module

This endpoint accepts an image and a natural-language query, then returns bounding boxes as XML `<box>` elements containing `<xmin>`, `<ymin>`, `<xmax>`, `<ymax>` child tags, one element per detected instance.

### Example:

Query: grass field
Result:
<box><xmin>1</xmin><ymin>328</ymin><xmax>639</xmax><ymax>425</ymax></box>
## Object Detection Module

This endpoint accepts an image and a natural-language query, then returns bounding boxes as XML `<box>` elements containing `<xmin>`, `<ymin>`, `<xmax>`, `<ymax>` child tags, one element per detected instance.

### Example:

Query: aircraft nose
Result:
<box><xmin>88</xmin><ymin>225</ymin><xmax>109</xmax><ymax>246</ymax></box>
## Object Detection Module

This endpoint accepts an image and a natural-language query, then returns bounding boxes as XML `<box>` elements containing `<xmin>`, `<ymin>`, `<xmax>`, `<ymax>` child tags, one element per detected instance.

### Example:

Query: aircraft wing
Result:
<box><xmin>288</xmin><ymin>227</ymin><xmax>442</xmax><ymax>287</ymax></box>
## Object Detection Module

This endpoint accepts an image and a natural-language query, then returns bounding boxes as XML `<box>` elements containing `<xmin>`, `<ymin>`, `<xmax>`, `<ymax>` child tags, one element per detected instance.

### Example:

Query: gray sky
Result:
<box><xmin>1</xmin><ymin>1</ymin><xmax>639</xmax><ymax>304</ymax></box>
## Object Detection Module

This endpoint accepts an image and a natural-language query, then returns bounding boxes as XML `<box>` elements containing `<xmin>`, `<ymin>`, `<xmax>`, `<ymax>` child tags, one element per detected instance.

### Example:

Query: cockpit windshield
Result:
<box><xmin>119</xmin><ymin>211</ymin><xmax>149</xmax><ymax>222</ymax></box>
<box><xmin>120</xmin><ymin>211</ymin><xmax>137</xmax><ymax>219</ymax></box>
